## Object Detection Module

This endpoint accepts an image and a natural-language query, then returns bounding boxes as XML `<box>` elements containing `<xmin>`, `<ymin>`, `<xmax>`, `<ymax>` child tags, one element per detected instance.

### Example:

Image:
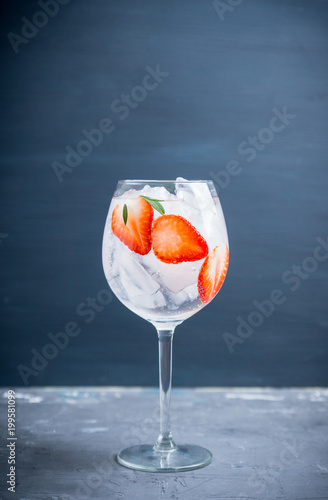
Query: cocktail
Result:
<box><xmin>102</xmin><ymin>178</ymin><xmax>229</xmax><ymax>472</ymax></box>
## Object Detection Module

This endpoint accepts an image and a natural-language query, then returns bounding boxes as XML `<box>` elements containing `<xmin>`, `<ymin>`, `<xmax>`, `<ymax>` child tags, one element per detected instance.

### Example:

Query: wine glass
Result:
<box><xmin>102</xmin><ymin>178</ymin><xmax>229</xmax><ymax>472</ymax></box>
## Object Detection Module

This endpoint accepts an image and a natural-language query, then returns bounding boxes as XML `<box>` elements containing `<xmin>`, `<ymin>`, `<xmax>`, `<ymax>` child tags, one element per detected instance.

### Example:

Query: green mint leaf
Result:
<box><xmin>123</xmin><ymin>204</ymin><xmax>128</xmax><ymax>225</ymax></box>
<box><xmin>140</xmin><ymin>195</ymin><xmax>165</xmax><ymax>215</ymax></box>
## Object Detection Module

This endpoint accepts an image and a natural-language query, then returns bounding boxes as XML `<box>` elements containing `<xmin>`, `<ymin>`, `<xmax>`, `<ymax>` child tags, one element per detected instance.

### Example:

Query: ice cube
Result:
<box><xmin>120</xmin><ymin>253</ymin><xmax>160</xmax><ymax>299</ymax></box>
<box><xmin>175</xmin><ymin>177</ymin><xmax>228</xmax><ymax>250</ymax></box>
<box><xmin>102</xmin><ymin>219</ymin><xmax>121</xmax><ymax>280</ymax></box>
<box><xmin>119</xmin><ymin>188</ymin><xmax>139</xmax><ymax>199</ymax></box>
<box><xmin>166</xmin><ymin>283</ymin><xmax>199</xmax><ymax>310</ymax></box>
<box><xmin>120</xmin><ymin>185</ymin><xmax>175</xmax><ymax>201</ymax></box>
<box><xmin>184</xmin><ymin>284</ymin><xmax>199</xmax><ymax>301</ymax></box>
<box><xmin>176</xmin><ymin>177</ymin><xmax>214</xmax><ymax>212</ymax></box>
<box><xmin>132</xmin><ymin>290</ymin><xmax>166</xmax><ymax>309</ymax></box>
<box><xmin>167</xmin><ymin>289</ymin><xmax>187</xmax><ymax>309</ymax></box>
<box><xmin>141</xmin><ymin>185</ymin><xmax>175</xmax><ymax>201</ymax></box>
<box><xmin>158</xmin><ymin>262</ymin><xmax>200</xmax><ymax>294</ymax></box>
<box><xmin>142</xmin><ymin>251</ymin><xmax>201</xmax><ymax>294</ymax></box>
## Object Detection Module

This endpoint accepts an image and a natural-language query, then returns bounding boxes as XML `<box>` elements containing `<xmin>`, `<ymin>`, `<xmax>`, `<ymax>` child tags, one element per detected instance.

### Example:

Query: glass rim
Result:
<box><xmin>118</xmin><ymin>179</ymin><xmax>213</xmax><ymax>184</ymax></box>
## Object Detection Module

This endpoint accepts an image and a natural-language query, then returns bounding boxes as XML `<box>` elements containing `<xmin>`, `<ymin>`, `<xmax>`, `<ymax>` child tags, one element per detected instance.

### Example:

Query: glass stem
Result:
<box><xmin>154</xmin><ymin>329</ymin><xmax>176</xmax><ymax>451</ymax></box>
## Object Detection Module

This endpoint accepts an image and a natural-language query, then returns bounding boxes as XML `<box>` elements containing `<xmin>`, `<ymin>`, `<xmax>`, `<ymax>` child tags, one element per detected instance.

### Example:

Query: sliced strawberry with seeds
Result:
<box><xmin>152</xmin><ymin>215</ymin><xmax>208</xmax><ymax>264</ymax></box>
<box><xmin>111</xmin><ymin>196</ymin><xmax>153</xmax><ymax>255</ymax></box>
<box><xmin>198</xmin><ymin>243</ymin><xmax>229</xmax><ymax>304</ymax></box>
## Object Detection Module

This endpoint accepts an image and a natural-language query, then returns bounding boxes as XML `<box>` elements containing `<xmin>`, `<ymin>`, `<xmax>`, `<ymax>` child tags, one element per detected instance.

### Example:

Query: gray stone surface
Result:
<box><xmin>0</xmin><ymin>387</ymin><xmax>328</xmax><ymax>499</ymax></box>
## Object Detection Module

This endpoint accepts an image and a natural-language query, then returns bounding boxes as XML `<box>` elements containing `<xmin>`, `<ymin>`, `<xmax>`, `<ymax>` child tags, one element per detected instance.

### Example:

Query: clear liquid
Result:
<box><xmin>102</xmin><ymin>192</ymin><xmax>228</xmax><ymax>326</ymax></box>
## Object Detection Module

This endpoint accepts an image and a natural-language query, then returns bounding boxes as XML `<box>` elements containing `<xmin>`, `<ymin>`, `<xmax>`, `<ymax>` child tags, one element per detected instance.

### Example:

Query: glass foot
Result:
<box><xmin>117</xmin><ymin>444</ymin><xmax>212</xmax><ymax>472</ymax></box>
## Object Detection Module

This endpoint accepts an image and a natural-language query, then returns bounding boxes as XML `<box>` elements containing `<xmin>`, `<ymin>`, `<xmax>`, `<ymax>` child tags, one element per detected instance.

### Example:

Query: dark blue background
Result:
<box><xmin>1</xmin><ymin>0</ymin><xmax>328</xmax><ymax>387</ymax></box>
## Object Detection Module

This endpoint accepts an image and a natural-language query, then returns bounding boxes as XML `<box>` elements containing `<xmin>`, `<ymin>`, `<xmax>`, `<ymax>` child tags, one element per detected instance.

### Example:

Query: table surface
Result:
<box><xmin>0</xmin><ymin>387</ymin><xmax>328</xmax><ymax>500</ymax></box>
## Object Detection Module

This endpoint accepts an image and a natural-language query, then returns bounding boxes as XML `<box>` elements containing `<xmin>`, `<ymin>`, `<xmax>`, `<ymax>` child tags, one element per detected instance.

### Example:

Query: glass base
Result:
<box><xmin>117</xmin><ymin>444</ymin><xmax>212</xmax><ymax>472</ymax></box>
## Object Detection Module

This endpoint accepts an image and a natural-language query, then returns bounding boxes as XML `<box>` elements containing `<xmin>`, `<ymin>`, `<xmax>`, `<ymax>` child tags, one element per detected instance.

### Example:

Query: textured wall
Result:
<box><xmin>1</xmin><ymin>0</ymin><xmax>328</xmax><ymax>386</ymax></box>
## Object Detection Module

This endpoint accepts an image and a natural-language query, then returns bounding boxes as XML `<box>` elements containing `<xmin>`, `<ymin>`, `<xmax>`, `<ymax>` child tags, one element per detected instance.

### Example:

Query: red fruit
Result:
<box><xmin>151</xmin><ymin>215</ymin><xmax>208</xmax><ymax>264</ymax></box>
<box><xmin>111</xmin><ymin>196</ymin><xmax>153</xmax><ymax>255</ymax></box>
<box><xmin>198</xmin><ymin>243</ymin><xmax>229</xmax><ymax>304</ymax></box>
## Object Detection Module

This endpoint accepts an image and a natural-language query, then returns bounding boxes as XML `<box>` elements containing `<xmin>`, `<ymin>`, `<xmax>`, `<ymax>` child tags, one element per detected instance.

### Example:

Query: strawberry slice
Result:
<box><xmin>198</xmin><ymin>243</ymin><xmax>229</xmax><ymax>304</ymax></box>
<box><xmin>111</xmin><ymin>196</ymin><xmax>153</xmax><ymax>255</ymax></box>
<box><xmin>151</xmin><ymin>215</ymin><xmax>208</xmax><ymax>264</ymax></box>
